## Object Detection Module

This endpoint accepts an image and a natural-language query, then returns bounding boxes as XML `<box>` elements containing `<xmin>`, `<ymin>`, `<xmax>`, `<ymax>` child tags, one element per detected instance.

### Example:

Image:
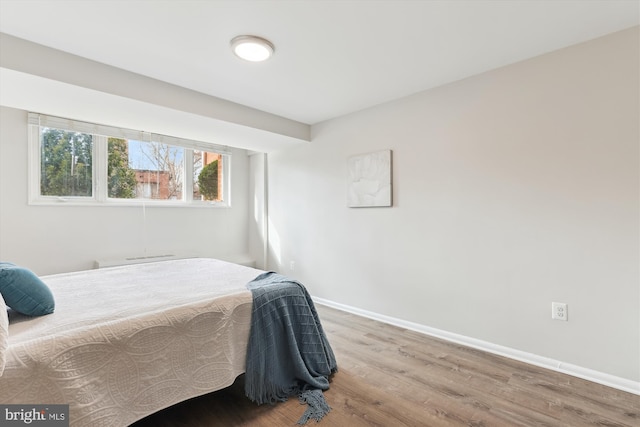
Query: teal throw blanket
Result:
<box><xmin>245</xmin><ymin>272</ymin><xmax>338</xmax><ymax>424</ymax></box>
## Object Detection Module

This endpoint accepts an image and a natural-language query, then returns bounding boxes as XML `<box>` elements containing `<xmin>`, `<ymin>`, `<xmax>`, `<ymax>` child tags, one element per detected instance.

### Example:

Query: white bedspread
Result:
<box><xmin>0</xmin><ymin>258</ymin><xmax>262</xmax><ymax>426</ymax></box>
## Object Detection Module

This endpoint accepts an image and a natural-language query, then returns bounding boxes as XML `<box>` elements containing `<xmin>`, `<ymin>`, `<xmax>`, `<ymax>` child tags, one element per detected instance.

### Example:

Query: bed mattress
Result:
<box><xmin>0</xmin><ymin>258</ymin><xmax>262</xmax><ymax>426</ymax></box>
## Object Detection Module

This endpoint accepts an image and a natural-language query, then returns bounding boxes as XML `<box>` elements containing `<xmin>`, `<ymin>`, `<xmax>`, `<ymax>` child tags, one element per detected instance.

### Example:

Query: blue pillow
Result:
<box><xmin>0</xmin><ymin>264</ymin><xmax>55</xmax><ymax>316</ymax></box>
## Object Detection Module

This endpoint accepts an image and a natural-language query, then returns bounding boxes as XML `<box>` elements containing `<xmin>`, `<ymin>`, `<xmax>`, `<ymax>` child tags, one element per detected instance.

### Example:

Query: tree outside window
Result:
<box><xmin>40</xmin><ymin>128</ymin><xmax>93</xmax><ymax>197</ymax></box>
<box><xmin>107</xmin><ymin>138</ymin><xmax>137</xmax><ymax>198</ymax></box>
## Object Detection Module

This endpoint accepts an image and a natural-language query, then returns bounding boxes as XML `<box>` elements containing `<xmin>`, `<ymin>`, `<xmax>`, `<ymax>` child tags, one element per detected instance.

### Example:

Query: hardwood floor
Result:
<box><xmin>132</xmin><ymin>305</ymin><xmax>639</xmax><ymax>426</ymax></box>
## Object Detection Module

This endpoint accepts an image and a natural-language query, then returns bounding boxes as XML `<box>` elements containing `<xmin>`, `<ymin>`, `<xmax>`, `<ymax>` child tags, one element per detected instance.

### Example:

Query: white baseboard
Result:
<box><xmin>313</xmin><ymin>297</ymin><xmax>640</xmax><ymax>396</ymax></box>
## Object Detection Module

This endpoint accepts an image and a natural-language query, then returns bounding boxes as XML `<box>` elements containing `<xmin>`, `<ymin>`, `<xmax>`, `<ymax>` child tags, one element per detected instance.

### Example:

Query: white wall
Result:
<box><xmin>0</xmin><ymin>107</ymin><xmax>252</xmax><ymax>275</ymax></box>
<box><xmin>266</xmin><ymin>27</ymin><xmax>639</xmax><ymax>382</ymax></box>
<box><xmin>248</xmin><ymin>152</ymin><xmax>267</xmax><ymax>270</ymax></box>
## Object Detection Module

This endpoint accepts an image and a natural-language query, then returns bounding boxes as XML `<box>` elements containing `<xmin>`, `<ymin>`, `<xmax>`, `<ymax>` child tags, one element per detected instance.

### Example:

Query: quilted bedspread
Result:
<box><xmin>0</xmin><ymin>258</ymin><xmax>262</xmax><ymax>427</ymax></box>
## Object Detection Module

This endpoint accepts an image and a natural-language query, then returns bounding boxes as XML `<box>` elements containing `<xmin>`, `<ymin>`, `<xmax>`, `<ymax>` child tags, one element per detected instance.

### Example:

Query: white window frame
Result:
<box><xmin>28</xmin><ymin>113</ymin><xmax>231</xmax><ymax>207</ymax></box>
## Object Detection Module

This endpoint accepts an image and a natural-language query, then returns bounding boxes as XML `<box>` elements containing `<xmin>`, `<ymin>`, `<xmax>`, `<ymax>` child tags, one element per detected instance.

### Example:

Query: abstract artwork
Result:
<box><xmin>347</xmin><ymin>149</ymin><xmax>392</xmax><ymax>207</ymax></box>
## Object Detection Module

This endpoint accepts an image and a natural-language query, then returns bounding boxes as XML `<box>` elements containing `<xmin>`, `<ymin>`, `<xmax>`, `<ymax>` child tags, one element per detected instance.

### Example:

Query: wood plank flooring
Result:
<box><xmin>132</xmin><ymin>305</ymin><xmax>639</xmax><ymax>426</ymax></box>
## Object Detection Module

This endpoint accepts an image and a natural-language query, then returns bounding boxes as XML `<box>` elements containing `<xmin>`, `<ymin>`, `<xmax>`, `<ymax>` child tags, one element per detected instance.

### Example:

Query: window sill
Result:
<box><xmin>28</xmin><ymin>198</ymin><xmax>231</xmax><ymax>208</ymax></box>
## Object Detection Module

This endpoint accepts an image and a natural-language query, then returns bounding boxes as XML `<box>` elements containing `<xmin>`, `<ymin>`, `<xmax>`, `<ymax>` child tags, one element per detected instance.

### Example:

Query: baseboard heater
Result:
<box><xmin>94</xmin><ymin>254</ymin><xmax>187</xmax><ymax>269</ymax></box>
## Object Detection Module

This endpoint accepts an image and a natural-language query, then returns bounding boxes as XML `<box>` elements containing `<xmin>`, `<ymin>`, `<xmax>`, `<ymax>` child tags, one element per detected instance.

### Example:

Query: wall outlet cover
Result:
<box><xmin>552</xmin><ymin>302</ymin><xmax>568</xmax><ymax>321</ymax></box>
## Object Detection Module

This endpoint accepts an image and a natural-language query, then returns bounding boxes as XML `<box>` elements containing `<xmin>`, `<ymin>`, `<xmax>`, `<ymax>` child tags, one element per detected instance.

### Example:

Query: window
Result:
<box><xmin>40</xmin><ymin>128</ymin><xmax>93</xmax><ymax>197</ymax></box>
<box><xmin>29</xmin><ymin>113</ymin><xmax>230</xmax><ymax>206</ymax></box>
<box><xmin>110</xmin><ymin>139</ymin><xmax>185</xmax><ymax>201</ymax></box>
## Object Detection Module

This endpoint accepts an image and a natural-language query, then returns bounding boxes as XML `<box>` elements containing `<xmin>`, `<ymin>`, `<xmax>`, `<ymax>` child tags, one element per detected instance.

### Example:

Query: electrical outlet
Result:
<box><xmin>552</xmin><ymin>302</ymin><xmax>568</xmax><ymax>321</ymax></box>
<box><xmin>289</xmin><ymin>261</ymin><xmax>295</xmax><ymax>271</ymax></box>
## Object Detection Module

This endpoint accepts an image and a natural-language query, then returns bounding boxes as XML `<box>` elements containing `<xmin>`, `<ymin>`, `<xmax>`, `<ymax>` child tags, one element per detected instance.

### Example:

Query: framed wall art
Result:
<box><xmin>347</xmin><ymin>149</ymin><xmax>392</xmax><ymax>208</ymax></box>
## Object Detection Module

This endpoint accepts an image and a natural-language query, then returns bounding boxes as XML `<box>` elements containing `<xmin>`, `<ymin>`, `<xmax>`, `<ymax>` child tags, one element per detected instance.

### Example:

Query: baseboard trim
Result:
<box><xmin>313</xmin><ymin>297</ymin><xmax>640</xmax><ymax>396</ymax></box>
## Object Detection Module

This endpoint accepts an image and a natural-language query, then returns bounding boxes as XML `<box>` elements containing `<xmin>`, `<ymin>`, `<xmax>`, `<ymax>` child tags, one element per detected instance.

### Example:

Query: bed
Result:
<box><xmin>0</xmin><ymin>258</ymin><xmax>274</xmax><ymax>426</ymax></box>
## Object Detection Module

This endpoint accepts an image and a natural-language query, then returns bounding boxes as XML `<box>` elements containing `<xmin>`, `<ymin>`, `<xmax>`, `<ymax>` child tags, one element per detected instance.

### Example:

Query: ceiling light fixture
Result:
<box><xmin>231</xmin><ymin>35</ymin><xmax>274</xmax><ymax>62</ymax></box>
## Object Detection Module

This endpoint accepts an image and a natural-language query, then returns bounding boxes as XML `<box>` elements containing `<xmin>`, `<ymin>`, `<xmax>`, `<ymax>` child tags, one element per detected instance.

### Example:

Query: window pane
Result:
<box><xmin>40</xmin><ymin>127</ymin><xmax>93</xmax><ymax>197</ymax></box>
<box><xmin>194</xmin><ymin>150</ymin><xmax>223</xmax><ymax>201</ymax></box>
<box><xmin>107</xmin><ymin>137</ymin><xmax>137</xmax><ymax>199</ymax></box>
<box><xmin>126</xmin><ymin>140</ymin><xmax>184</xmax><ymax>200</ymax></box>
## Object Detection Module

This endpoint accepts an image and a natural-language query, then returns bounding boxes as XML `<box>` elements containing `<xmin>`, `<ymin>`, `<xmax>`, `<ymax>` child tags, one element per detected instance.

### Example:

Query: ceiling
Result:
<box><xmin>0</xmin><ymin>0</ymin><xmax>638</xmax><ymax>150</ymax></box>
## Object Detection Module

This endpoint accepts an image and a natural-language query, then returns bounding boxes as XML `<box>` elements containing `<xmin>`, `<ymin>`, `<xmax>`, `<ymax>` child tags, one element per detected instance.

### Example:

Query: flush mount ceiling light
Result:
<box><xmin>231</xmin><ymin>35</ymin><xmax>275</xmax><ymax>62</ymax></box>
